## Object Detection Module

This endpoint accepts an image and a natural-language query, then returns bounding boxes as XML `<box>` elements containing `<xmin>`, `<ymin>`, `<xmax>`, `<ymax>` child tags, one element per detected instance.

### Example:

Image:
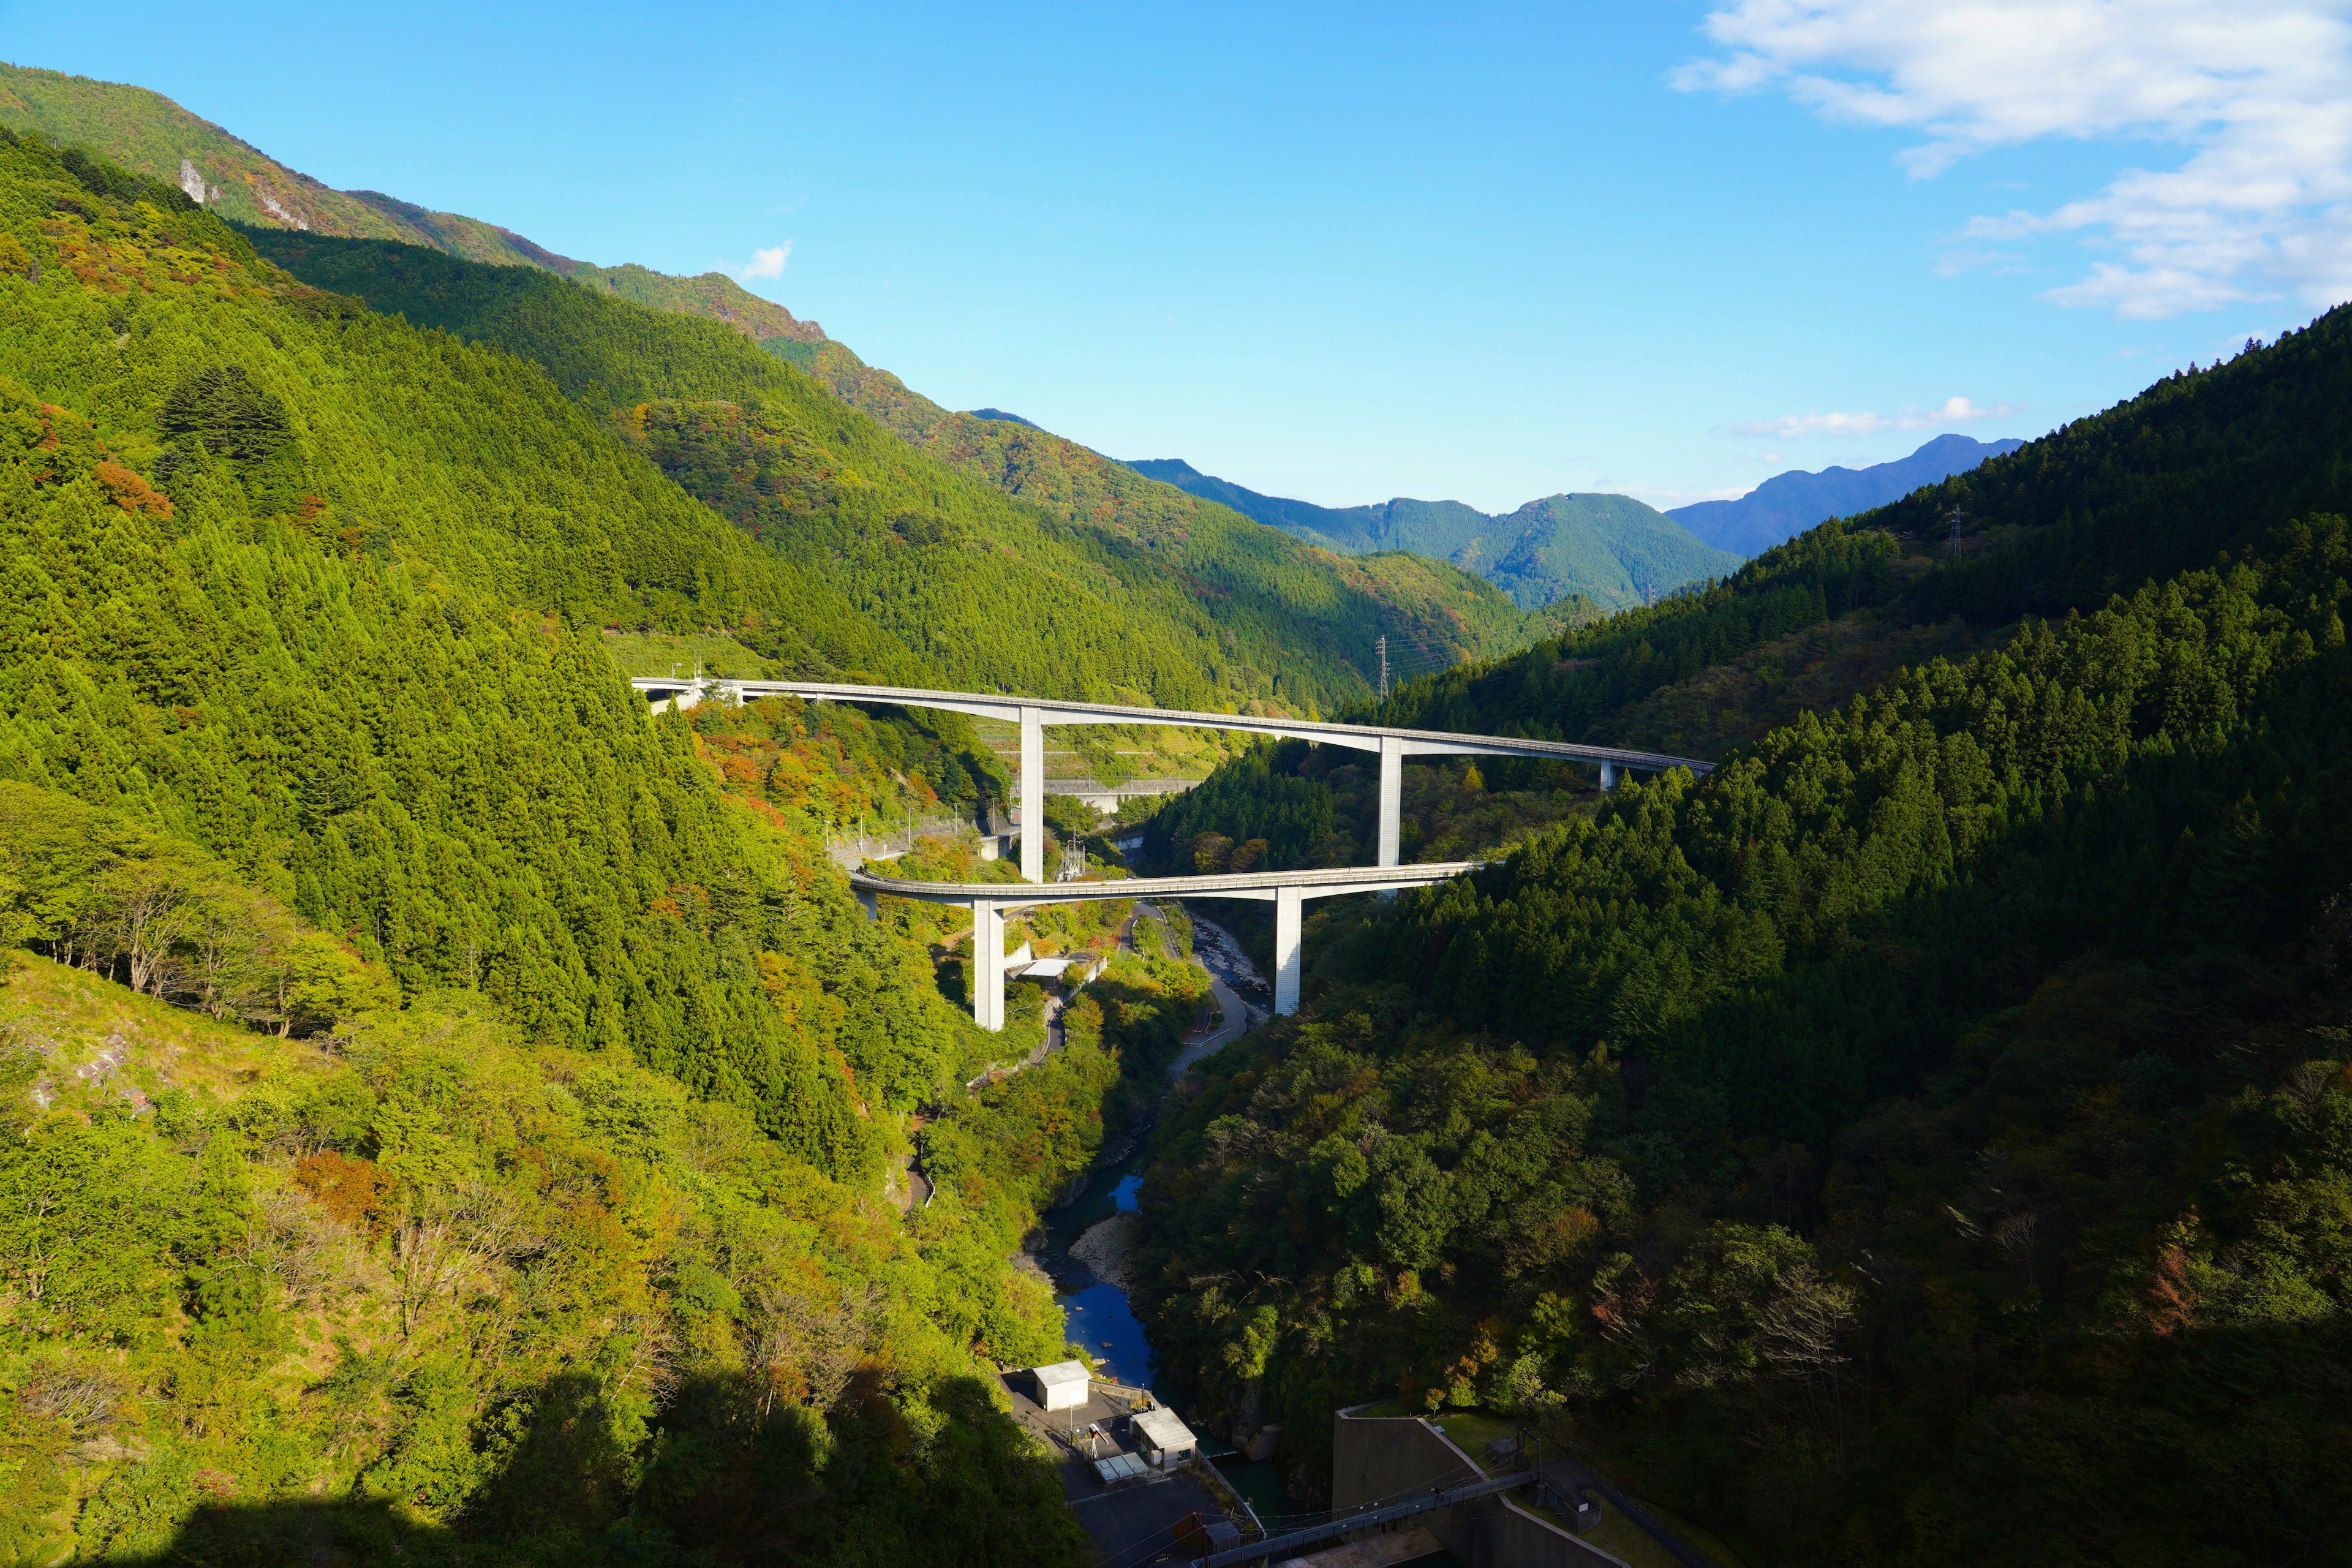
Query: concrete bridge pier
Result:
<box><xmin>973</xmin><ymin>902</ymin><xmax>1007</xmax><ymax>1031</ymax></box>
<box><xmin>1599</xmin><ymin>759</ymin><xmax>1618</xmax><ymax>791</ymax></box>
<box><xmin>1273</xmin><ymin>886</ymin><xmax>1305</xmax><ymax>1015</ymax></box>
<box><xmin>1376</xmin><ymin>735</ymin><xmax>1406</xmax><ymax>868</ymax></box>
<box><xmin>1019</xmin><ymin>706</ymin><xmax>1046</xmax><ymax>883</ymax></box>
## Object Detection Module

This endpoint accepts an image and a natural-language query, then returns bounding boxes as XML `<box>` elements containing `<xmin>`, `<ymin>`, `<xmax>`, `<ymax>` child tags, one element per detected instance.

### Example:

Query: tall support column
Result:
<box><xmin>1273</xmin><ymin>887</ymin><xmax>1305</xmax><ymax>1016</ymax></box>
<box><xmin>973</xmin><ymin>902</ymin><xmax>1006</xmax><ymax>1031</ymax></box>
<box><xmin>1377</xmin><ymin>735</ymin><xmax>1405</xmax><ymax>868</ymax></box>
<box><xmin>1599</xmin><ymin>760</ymin><xmax>1618</xmax><ymax>791</ymax></box>
<box><xmin>1019</xmin><ymin>706</ymin><xmax>1046</xmax><ymax>884</ymax></box>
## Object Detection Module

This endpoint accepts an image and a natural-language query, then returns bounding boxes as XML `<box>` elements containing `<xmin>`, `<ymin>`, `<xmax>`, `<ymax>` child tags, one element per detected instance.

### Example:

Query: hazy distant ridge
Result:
<box><xmin>1668</xmin><ymin>434</ymin><xmax>2026</xmax><ymax>557</ymax></box>
<box><xmin>1123</xmin><ymin>458</ymin><xmax>1738</xmax><ymax>612</ymax></box>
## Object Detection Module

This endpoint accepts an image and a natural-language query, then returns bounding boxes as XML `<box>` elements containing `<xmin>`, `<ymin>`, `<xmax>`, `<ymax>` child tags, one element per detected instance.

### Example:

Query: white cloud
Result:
<box><xmin>1673</xmin><ymin>1</ymin><xmax>2352</xmax><ymax>318</ymax></box>
<box><xmin>737</xmin><ymin>242</ymin><xmax>793</xmax><ymax>281</ymax></box>
<box><xmin>1727</xmin><ymin>395</ymin><xmax>2018</xmax><ymax>439</ymax></box>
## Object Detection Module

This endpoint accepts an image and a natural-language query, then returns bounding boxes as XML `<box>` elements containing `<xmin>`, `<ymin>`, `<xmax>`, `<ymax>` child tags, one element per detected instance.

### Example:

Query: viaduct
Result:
<box><xmin>632</xmin><ymin>677</ymin><xmax>1711</xmax><ymax>1029</ymax></box>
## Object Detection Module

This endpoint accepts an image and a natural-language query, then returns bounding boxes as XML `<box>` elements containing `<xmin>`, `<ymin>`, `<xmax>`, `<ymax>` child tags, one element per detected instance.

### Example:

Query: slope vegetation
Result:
<box><xmin>1124</xmin><ymin>456</ymin><xmax>1736</xmax><ymax>610</ymax></box>
<box><xmin>1127</xmin><ymin>320</ymin><xmax>2352</xmax><ymax>1564</ymax></box>
<box><xmin>0</xmin><ymin>62</ymin><xmax>565</xmax><ymax>268</ymax></box>
<box><xmin>251</xmin><ymin>231</ymin><xmax>1545</xmax><ymax>707</ymax></box>
<box><xmin>0</xmin><ymin>126</ymin><xmax>1158</xmax><ymax>1568</ymax></box>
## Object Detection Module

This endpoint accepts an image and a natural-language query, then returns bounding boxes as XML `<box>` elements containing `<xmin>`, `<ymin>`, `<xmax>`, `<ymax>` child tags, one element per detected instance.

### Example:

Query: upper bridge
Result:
<box><xmin>852</xmin><ymin>861</ymin><xmax>1481</xmax><ymax>1029</ymax></box>
<box><xmin>631</xmin><ymin>677</ymin><xmax>1712</xmax><ymax>881</ymax></box>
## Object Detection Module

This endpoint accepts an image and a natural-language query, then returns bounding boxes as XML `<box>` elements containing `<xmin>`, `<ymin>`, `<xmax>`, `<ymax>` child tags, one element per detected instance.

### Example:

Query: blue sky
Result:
<box><xmin>5</xmin><ymin>1</ymin><xmax>2343</xmax><ymax>511</ymax></box>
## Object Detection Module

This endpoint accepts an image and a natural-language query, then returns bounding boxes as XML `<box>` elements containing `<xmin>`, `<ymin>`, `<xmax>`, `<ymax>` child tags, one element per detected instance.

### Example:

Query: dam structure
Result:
<box><xmin>630</xmin><ymin>677</ymin><xmax>1713</xmax><ymax>883</ymax></box>
<box><xmin>850</xmin><ymin>861</ymin><xmax>1480</xmax><ymax>1029</ymax></box>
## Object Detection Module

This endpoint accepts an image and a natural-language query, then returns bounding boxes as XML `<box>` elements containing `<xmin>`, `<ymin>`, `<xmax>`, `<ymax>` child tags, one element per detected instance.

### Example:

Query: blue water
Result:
<box><xmin>1046</xmin><ymin>1169</ymin><xmax>1167</xmax><ymax>1392</ymax></box>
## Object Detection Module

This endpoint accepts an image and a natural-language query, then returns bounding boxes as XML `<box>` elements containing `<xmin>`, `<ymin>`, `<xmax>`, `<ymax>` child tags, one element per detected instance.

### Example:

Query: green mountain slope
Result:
<box><xmin>0</xmin><ymin>126</ymin><xmax>1153</xmax><ymax>1568</ymax></box>
<box><xmin>1351</xmin><ymin>318</ymin><xmax>2352</xmax><ymax>753</ymax></box>
<box><xmin>248</xmin><ymin>232</ymin><xmax>1548</xmax><ymax>707</ymax></box>
<box><xmin>1474</xmin><ymin>492</ymin><xmax>1743</xmax><ymax>610</ymax></box>
<box><xmin>0</xmin><ymin>61</ymin><xmax>568</xmax><ymax>268</ymax></box>
<box><xmin>1</xmin><ymin>62</ymin><xmax>1559</xmax><ymax>692</ymax></box>
<box><xmin>568</xmin><ymin>258</ymin><xmax>828</xmax><ymax>344</ymax></box>
<box><xmin>1123</xmin><ymin>457</ymin><xmax>1494</xmax><ymax>557</ymax></box>
<box><xmin>1128</xmin><ymin>322</ymin><xmax>2352</xmax><ymax>1563</ymax></box>
<box><xmin>1124</xmin><ymin>457</ymin><xmax>1738</xmax><ymax>611</ymax></box>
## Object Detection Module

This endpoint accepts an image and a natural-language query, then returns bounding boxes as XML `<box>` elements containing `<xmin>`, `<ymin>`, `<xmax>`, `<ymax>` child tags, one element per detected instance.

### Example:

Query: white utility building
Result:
<box><xmin>1030</xmin><ymin>1360</ymin><xmax>1090</xmax><ymax>1412</ymax></box>
<box><xmin>1131</xmin><ymin>1406</ymin><xmax>1198</xmax><ymax>1469</ymax></box>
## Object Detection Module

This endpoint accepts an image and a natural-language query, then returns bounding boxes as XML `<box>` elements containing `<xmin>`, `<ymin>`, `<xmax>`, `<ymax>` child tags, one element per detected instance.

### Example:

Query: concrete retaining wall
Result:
<box><xmin>1331</xmin><ymin>1406</ymin><xmax>1627</xmax><ymax>1568</ymax></box>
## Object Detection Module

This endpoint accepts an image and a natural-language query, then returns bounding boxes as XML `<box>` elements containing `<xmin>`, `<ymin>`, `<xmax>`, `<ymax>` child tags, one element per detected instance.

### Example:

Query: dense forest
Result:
<box><xmin>240</xmin><ymin>232</ymin><xmax>1550</xmax><ymax>714</ymax></box>
<box><xmin>0</xmin><ymin>129</ymin><xmax>1204</xmax><ymax>1565</ymax></box>
<box><xmin>11</xmin><ymin>81</ymin><xmax>2352</xmax><ymax>1568</ymax></box>
<box><xmin>1128</xmin><ymin>321</ymin><xmax>2352</xmax><ymax>1562</ymax></box>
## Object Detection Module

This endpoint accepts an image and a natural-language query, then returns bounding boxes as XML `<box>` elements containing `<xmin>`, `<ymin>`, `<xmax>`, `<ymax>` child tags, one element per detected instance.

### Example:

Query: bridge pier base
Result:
<box><xmin>973</xmin><ymin>902</ymin><xmax>1006</xmax><ymax>1031</ymax></box>
<box><xmin>1274</xmin><ymin>887</ymin><xmax>1304</xmax><ymax>1015</ymax></box>
<box><xmin>1599</xmin><ymin>760</ymin><xmax>1618</xmax><ymax>791</ymax></box>
<box><xmin>1019</xmin><ymin>707</ymin><xmax>1045</xmax><ymax>884</ymax></box>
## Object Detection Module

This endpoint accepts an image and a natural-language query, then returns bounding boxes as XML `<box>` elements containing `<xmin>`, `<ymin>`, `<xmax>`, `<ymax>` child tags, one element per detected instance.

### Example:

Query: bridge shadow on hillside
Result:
<box><xmin>96</xmin><ymin>1370</ymin><xmax>1087</xmax><ymax>1568</ymax></box>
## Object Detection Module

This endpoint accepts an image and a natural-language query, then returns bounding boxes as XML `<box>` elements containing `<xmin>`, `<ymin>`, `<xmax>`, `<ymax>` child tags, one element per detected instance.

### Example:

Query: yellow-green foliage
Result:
<box><xmin>0</xmin><ymin>63</ymin><xmax>564</xmax><ymax>268</ymax></box>
<box><xmin>0</xmin><ymin>952</ymin><xmax>1082</xmax><ymax>1566</ymax></box>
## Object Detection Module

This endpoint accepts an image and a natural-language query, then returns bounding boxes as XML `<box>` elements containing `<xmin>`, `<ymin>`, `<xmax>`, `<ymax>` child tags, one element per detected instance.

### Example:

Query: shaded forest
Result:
<box><xmin>1128</xmin><ymin>318</ymin><xmax>2352</xmax><ymax>1564</ymax></box>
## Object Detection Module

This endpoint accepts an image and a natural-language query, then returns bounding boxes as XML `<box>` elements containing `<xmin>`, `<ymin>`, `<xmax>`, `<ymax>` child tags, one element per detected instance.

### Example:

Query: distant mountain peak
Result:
<box><xmin>1120</xmin><ymin>461</ymin><xmax>1735</xmax><ymax>612</ymax></box>
<box><xmin>1668</xmin><ymin>434</ymin><xmax>2025</xmax><ymax>557</ymax></box>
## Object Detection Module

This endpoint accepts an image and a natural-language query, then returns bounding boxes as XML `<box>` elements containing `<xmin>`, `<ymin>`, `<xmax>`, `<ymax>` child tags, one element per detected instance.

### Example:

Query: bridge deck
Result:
<box><xmin>849</xmin><ymin>860</ymin><xmax>1482</xmax><ymax>908</ymax></box>
<box><xmin>628</xmin><ymin>677</ymin><xmax>1711</xmax><ymax>774</ymax></box>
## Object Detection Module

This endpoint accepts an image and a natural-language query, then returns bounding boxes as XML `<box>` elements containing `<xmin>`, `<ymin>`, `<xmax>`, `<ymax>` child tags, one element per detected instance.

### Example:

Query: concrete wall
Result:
<box><xmin>1331</xmin><ymin>1406</ymin><xmax>1627</xmax><ymax>1568</ymax></box>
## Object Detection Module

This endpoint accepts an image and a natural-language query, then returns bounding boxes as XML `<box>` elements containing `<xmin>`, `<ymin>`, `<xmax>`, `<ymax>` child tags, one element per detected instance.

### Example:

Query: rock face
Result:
<box><xmin>1069</xmin><ymin>1210</ymin><xmax>1141</xmax><ymax>1291</ymax></box>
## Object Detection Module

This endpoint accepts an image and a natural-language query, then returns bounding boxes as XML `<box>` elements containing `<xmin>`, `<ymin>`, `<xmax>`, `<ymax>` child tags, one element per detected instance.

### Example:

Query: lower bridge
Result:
<box><xmin>848</xmin><ymin>862</ymin><xmax>1480</xmax><ymax>1029</ymax></box>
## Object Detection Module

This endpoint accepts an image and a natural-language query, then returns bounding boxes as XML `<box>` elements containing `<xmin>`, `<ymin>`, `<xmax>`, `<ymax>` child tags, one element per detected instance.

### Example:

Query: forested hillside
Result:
<box><xmin>1123</xmin><ymin>456</ymin><xmax>1736</xmax><ymax>612</ymax></box>
<box><xmin>1357</xmin><ymin>319</ymin><xmax>2352</xmax><ymax>751</ymax></box>
<box><xmin>0</xmin><ymin>129</ymin><xmax>1154</xmax><ymax>1565</ymax></box>
<box><xmin>1667</xmin><ymin>434</ymin><xmax>2024</xmax><ymax>557</ymax></box>
<box><xmin>0</xmin><ymin>63</ymin><xmax>567</xmax><ymax>268</ymax></box>
<box><xmin>247</xmin><ymin>233</ymin><xmax>1544</xmax><ymax>709</ymax></box>
<box><xmin>1126</xmin><ymin>325</ymin><xmax>2352</xmax><ymax>1563</ymax></box>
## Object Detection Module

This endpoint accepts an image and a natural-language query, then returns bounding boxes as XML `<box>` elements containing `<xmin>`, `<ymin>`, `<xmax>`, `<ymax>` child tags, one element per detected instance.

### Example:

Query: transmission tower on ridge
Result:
<box><xmin>1376</xmin><ymin>635</ymin><xmax>1389</xmax><ymax>699</ymax></box>
<box><xmin>1947</xmin><ymin>505</ymin><xmax>1966</xmax><ymax>557</ymax></box>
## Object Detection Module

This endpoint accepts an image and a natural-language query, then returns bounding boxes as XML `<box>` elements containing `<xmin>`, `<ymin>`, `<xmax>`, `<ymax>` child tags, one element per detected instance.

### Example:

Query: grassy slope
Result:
<box><xmin>0</xmin><ymin>62</ymin><xmax>559</xmax><ymax>268</ymax></box>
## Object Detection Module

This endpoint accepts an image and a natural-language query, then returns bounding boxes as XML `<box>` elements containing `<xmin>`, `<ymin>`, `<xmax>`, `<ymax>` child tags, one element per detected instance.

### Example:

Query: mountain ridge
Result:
<box><xmin>1666</xmin><ymin>432</ymin><xmax>2025</xmax><ymax>556</ymax></box>
<box><xmin>1122</xmin><ymin>456</ymin><xmax>1738</xmax><ymax>611</ymax></box>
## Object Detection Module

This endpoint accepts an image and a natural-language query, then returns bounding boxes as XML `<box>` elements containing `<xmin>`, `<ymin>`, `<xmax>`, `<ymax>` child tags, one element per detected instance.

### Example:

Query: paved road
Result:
<box><xmin>1169</xmin><ymin>968</ymin><xmax>1250</xmax><ymax>1079</ymax></box>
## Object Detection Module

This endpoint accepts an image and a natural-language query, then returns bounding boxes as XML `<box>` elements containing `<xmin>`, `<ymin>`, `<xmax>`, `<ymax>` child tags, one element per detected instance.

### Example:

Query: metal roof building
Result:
<box><xmin>1131</xmin><ymin>1405</ymin><xmax>1198</xmax><ymax>1468</ymax></box>
<box><xmin>1029</xmin><ymin>1360</ymin><xmax>1090</xmax><ymax>1412</ymax></box>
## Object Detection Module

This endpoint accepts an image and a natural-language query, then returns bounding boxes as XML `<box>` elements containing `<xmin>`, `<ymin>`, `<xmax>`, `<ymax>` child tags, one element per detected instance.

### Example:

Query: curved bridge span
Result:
<box><xmin>851</xmin><ymin>862</ymin><xmax>1481</xmax><ymax>1030</ymax></box>
<box><xmin>631</xmin><ymin>677</ymin><xmax>1711</xmax><ymax>882</ymax></box>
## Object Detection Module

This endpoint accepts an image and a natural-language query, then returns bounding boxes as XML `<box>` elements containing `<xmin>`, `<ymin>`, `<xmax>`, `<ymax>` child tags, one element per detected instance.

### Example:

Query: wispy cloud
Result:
<box><xmin>1727</xmin><ymin>395</ymin><xmax>2018</xmax><ymax>439</ymax></box>
<box><xmin>1673</xmin><ymin>1</ymin><xmax>2352</xmax><ymax>319</ymax></box>
<box><xmin>736</xmin><ymin>242</ymin><xmax>793</xmax><ymax>282</ymax></box>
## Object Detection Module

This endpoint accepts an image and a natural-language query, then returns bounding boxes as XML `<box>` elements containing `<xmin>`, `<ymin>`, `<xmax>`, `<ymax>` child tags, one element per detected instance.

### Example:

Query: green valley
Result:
<box><xmin>6</xmin><ymin>42</ymin><xmax>2351</xmax><ymax>1568</ymax></box>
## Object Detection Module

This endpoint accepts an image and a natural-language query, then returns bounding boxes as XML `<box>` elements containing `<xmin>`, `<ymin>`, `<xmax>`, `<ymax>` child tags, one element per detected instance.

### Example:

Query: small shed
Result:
<box><xmin>1130</xmin><ymin>1405</ymin><xmax>1197</xmax><ymax>1468</ymax></box>
<box><xmin>1030</xmin><ymin>1360</ymin><xmax>1090</xmax><ymax>1412</ymax></box>
<box><xmin>1175</xmin><ymin>1510</ymin><xmax>1243</xmax><ymax>1553</ymax></box>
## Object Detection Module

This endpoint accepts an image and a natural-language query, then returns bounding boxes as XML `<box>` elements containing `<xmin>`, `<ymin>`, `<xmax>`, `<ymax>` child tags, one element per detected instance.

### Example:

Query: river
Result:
<box><xmin>1034</xmin><ymin>909</ymin><xmax>1297</xmax><ymax>1525</ymax></box>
